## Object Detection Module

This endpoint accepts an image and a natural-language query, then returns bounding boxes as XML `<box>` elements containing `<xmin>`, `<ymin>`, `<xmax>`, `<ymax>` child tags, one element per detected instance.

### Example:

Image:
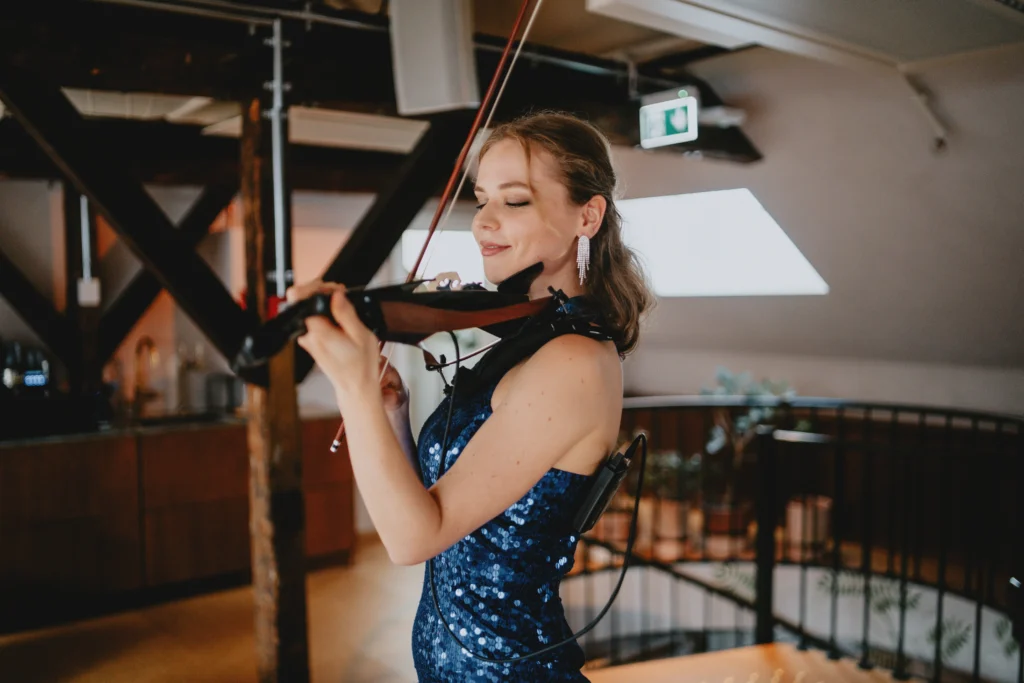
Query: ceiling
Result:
<box><xmin>244</xmin><ymin>0</ymin><xmax>705</xmax><ymax>59</ymax></box>
<box><xmin>588</xmin><ymin>0</ymin><xmax>1024</xmax><ymax>72</ymax></box>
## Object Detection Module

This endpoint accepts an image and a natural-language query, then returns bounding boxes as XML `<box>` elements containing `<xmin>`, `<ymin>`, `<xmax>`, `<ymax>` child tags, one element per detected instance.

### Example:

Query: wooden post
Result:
<box><xmin>239</xmin><ymin>21</ymin><xmax>309</xmax><ymax>681</ymax></box>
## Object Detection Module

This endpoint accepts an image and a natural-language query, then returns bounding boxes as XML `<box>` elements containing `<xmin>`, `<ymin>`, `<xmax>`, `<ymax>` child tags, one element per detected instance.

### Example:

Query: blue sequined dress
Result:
<box><xmin>411</xmin><ymin>301</ymin><xmax>600</xmax><ymax>683</ymax></box>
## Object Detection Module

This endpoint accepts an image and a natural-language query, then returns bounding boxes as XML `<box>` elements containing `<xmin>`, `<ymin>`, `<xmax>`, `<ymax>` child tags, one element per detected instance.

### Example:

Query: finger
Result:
<box><xmin>303</xmin><ymin>315</ymin><xmax>339</xmax><ymax>340</ymax></box>
<box><xmin>286</xmin><ymin>279</ymin><xmax>324</xmax><ymax>303</ymax></box>
<box><xmin>329</xmin><ymin>288</ymin><xmax>373</xmax><ymax>343</ymax></box>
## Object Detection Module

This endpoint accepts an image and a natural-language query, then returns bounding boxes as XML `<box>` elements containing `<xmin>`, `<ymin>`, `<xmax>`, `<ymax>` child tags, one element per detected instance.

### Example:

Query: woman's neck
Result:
<box><xmin>528</xmin><ymin>265</ymin><xmax>583</xmax><ymax>300</ymax></box>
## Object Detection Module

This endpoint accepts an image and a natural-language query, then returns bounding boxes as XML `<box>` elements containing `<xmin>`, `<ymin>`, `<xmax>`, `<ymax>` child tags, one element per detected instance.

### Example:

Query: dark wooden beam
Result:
<box><xmin>293</xmin><ymin>109</ymin><xmax>475</xmax><ymax>383</ymax></box>
<box><xmin>240</xmin><ymin>61</ymin><xmax>310</xmax><ymax>678</ymax></box>
<box><xmin>0</xmin><ymin>242</ymin><xmax>79</xmax><ymax>373</ymax></box>
<box><xmin>0</xmin><ymin>3</ymin><xmax>762</xmax><ymax>163</ymax></box>
<box><xmin>0</xmin><ymin>118</ymin><xmax>407</xmax><ymax>192</ymax></box>
<box><xmin>0</xmin><ymin>63</ymin><xmax>257</xmax><ymax>365</ymax></box>
<box><xmin>97</xmin><ymin>183</ymin><xmax>238</xmax><ymax>364</ymax></box>
<box><xmin>0</xmin><ymin>1</ymin><xmax>664</xmax><ymax>132</ymax></box>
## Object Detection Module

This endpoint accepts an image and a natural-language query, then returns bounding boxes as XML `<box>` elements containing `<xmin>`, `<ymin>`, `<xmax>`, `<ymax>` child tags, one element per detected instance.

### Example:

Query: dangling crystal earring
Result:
<box><xmin>576</xmin><ymin>234</ymin><xmax>590</xmax><ymax>285</ymax></box>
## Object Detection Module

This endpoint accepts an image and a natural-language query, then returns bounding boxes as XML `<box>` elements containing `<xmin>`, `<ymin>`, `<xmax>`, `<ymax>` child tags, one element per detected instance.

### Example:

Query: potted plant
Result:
<box><xmin>699</xmin><ymin>367</ymin><xmax>808</xmax><ymax>557</ymax></box>
<box><xmin>639</xmin><ymin>448</ymin><xmax>702</xmax><ymax>560</ymax></box>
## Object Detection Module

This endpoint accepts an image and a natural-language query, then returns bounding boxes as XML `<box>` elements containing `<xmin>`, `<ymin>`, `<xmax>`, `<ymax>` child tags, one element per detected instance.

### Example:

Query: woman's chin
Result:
<box><xmin>483</xmin><ymin>263</ymin><xmax>512</xmax><ymax>287</ymax></box>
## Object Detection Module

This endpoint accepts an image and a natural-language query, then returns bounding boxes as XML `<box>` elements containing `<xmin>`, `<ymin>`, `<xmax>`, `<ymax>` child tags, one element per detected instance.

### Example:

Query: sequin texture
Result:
<box><xmin>411</xmin><ymin>300</ymin><xmax>598</xmax><ymax>682</ymax></box>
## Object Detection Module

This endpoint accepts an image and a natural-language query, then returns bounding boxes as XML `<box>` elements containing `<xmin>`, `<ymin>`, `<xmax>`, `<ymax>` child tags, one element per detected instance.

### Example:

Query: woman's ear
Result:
<box><xmin>581</xmin><ymin>194</ymin><xmax>607</xmax><ymax>239</ymax></box>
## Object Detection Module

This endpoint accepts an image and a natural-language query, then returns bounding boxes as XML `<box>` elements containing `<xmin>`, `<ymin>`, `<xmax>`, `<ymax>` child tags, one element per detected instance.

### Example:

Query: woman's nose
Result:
<box><xmin>473</xmin><ymin>206</ymin><xmax>498</xmax><ymax>231</ymax></box>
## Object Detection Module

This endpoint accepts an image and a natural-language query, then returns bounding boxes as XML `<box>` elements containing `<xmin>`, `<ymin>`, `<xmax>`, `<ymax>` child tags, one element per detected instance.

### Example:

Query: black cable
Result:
<box><xmin>427</xmin><ymin>330</ymin><xmax>648</xmax><ymax>664</ymax></box>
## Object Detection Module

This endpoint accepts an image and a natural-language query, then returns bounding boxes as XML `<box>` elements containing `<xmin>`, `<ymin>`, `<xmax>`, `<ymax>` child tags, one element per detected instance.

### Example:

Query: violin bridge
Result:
<box><xmin>415</xmin><ymin>271</ymin><xmax>464</xmax><ymax>292</ymax></box>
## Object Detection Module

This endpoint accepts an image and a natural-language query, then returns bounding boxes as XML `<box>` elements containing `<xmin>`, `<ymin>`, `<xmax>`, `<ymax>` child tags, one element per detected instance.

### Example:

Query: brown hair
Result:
<box><xmin>479</xmin><ymin>111</ymin><xmax>654</xmax><ymax>355</ymax></box>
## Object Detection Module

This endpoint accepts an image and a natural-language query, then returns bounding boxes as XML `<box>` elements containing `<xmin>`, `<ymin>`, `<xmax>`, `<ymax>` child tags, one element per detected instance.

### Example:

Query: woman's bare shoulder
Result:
<box><xmin>527</xmin><ymin>332</ymin><xmax>620</xmax><ymax>377</ymax></box>
<box><xmin>491</xmin><ymin>332</ymin><xmax>622</xmax><ymax>414</ymax></box>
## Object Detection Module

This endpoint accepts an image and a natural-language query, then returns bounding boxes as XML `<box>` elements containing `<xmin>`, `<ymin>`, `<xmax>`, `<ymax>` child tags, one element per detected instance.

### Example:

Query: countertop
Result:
<box><xmin>0</xmin><ymin>409</ymin><xmax>341</xmax><ymax>449</ymax></box>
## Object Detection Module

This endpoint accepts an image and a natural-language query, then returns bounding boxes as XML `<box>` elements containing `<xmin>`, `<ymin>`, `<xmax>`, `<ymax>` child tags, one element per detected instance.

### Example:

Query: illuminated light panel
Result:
<box><xmin>619</xmin><ymin>189</ymin><xmax>828</xmax><ymax>297</ymax></box>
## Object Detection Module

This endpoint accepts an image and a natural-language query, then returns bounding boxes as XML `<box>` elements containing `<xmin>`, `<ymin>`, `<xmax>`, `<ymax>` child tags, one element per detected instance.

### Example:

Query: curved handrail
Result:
<box><xmin>623</xmin><ymin>394</ymin><xmax>1024</xmax><ymax>424</ymax></box>
<box><xmin>576</xmin><ymin>394</ymin><xmax>1024</xmax><ymax>679</ymax></box>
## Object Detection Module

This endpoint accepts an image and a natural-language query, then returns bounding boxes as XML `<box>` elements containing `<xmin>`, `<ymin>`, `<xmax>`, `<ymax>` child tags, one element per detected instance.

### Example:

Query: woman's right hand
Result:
<box><xmin>285</xmin><ymin>278</ymin><xmax>408</xmax><ymax>412</ymax></box>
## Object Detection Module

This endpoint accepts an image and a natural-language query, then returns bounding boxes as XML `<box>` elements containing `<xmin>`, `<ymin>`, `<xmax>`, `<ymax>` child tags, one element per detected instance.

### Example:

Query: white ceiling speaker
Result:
<box><xmin>388</xmin><ymin>0</ymin><xmax>481</xmax><ymax>116</ymax></box>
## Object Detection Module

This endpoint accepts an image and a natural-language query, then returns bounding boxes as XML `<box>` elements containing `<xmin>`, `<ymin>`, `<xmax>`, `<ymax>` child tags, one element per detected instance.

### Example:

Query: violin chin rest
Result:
<box><xmin>496</xmin><ymin>262</ymin><xmax>544</xmax><ymax>295</ymax></box>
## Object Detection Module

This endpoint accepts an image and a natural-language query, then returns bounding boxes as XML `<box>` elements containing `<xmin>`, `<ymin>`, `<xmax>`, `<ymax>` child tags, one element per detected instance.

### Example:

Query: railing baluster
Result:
<box><xmin>888</xmin><ymin>410</ymin><xmax>899</xmax><ymax>575</ymax></box>
<box><xmin>987</xmin><ymin>421</ymin><xmax>1004</xmax><ymax>606</ymax></box>
<box><xmin>610</xmin><ymin>535</ymin><xmax>619</xmax><ymax>662</ymax></box>
<box><xmin>755</xmin><ymin>427</ymin><xmax>778</xmax><ymax>645</ymax></box>
<box><xmin>797</xmin><ymin>423</ymin><xmax>810</xmax><ymax>650</ymax></box>
<box><xmin>583</xmin><ymin>539</ymin><xmax>593</xmax><ymax>654</ymax></box>
<box><xmin>971</xmin><ymin>418</ymin><xmax>983</xmax><ymax>683</ymax></box>
<box><xmin>860</xmin><ymin>408</ymin><xmax>874</xmax><ymax>669</ymax></box>
<box><xmin>642</xmin><ymin>410</ymin><xmax>660</xmax><ymax>658</ymax></box>
<box><xmin>703</xmin><ymin>587</ymin><xmax>711</xmax><ymax>653</ymax></box>
<box><xmin>829</xmin><ymin>407</ymin><xmax>846</xmax><ymax>660</ymax></box>
<box><xmin>701</xmin><ymin>407</ymin><xmax>710</xmax><ymax>566</ymax></box>
<box><xmin>1016</xmin><ymin>421</ymin><xmax>1024</xmax><ymax>683</ymax></box>
<box><xmin>893</xmin><ymin>409</ymin><xmax>915</xmax><ymax>680</ymax></box>
<box><xmin>932</xmin><ymin>414</ymin><xmax>953</xmax><ymax>682</ymax></box>
<box><xmin>914</xmin><ymin>412</ymin><xmax>927</xmax><ymax>582</ymax></box>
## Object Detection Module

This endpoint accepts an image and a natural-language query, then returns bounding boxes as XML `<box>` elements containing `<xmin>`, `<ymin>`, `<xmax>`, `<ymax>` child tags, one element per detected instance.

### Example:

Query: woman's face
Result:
<box><xmin>472</xmin><ymin>139</ymin><xmax>600</xmax><ymax>296</ymax></box>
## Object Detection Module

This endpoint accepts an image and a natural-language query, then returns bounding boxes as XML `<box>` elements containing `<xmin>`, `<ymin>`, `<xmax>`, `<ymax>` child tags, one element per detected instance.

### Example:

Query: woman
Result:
<box><xmin>290</xmin><ymin>112</ymin><xmax>653</xmax><ymax>682</ymax></box>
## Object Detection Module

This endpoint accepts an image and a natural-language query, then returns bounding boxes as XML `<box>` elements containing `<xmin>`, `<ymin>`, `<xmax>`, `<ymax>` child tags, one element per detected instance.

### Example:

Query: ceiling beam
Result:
<box><xmin>0</xmin><ymin>242</ymin><xmax>80</xmax><ymax>373</ymax></box>
<box><xmin>0</xmin><ymin>1</ymin><xmax>667</xmax><ymax>127</ymax></box>
<box><xmin>288</xmin><ymin>109</ymin><xmax>475</xmax><ymax>385</ymax></box>
<box><xmin>0</xmin><ymin>62</ymin><xmax>256</xmax><ymax>365</ymax></box>
<box><xmin>97</xmin><ymin>183</ymin><xmax>238</xmax><ymax>364</ymax></box>
<box><xmin>0</xmin><ymin>117</ymin><xmax>485</xmax><ymax>193</ymax></box>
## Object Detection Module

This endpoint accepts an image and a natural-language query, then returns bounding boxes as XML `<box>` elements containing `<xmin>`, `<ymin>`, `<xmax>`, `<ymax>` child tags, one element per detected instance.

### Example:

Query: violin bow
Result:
<box><xmin>330</xmin><ymin>0</ymin><xmax>546</xmax><ymax>452</ymax></box>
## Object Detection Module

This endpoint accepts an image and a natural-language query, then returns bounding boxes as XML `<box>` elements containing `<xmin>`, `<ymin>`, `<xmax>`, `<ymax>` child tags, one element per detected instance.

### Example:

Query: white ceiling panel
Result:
<box><xmin>588</xmin><ymin>0</ymin><xmax>1024</xmax><ymax>71</ymax></box>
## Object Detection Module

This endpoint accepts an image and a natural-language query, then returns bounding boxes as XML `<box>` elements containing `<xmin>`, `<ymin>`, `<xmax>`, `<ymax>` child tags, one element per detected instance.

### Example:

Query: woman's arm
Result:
<box><xmin>338</xmin><ymin>334</ymin><xmax>617</xmax><ymax>566</ymax></box>
<box><xmin>384</xmin><ymin>400</ymin><xmax>420</xmax><ymax>479</ymax></box>
<box><xmin>296</xmin><ymin>286</ymin><xmax>619</xmax><ymax>566</ymax></box>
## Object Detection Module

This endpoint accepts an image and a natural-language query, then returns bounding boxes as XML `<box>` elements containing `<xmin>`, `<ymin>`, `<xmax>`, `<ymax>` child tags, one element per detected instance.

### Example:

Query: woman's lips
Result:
<box><xmin>480</xmin><ymin>243</ymin><xmax>510</xmax><ymax>257</ymax></box>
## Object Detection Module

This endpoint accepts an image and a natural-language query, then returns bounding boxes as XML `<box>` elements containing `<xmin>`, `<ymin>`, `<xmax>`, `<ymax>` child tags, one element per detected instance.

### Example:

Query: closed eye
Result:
<box><xmin>474</xmin><ymin>200</ymin><xmax>531</xmax><ymax>210</ymax></box>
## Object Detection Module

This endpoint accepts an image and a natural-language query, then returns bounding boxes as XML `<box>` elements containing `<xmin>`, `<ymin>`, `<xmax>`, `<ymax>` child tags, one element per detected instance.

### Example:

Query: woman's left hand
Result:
<box><xmin>287</xmin><ymin>281</ymin><xmax>381</xmax><ymax>407</ymax></box>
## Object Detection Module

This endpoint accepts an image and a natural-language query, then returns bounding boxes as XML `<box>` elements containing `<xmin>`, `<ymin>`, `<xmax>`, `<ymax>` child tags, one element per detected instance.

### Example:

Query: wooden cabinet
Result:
<box><xmin>139</xmin><ymin>424</ymin><xmax>251</xmax><ymax>586</ymax></box>
<box><xmin>0</xmin><ymin>434</ymin><xmax>141</xmax><ymax>629</ymax></box>
<box><xmin>302</xmin><ymin>417</ymin><xmax>354</xmax><ymax>560</ymax></box>
<box><xmin>0</xmin><ymin>416</ymin><xmax>354</xmax><ymax>632</ymax></box>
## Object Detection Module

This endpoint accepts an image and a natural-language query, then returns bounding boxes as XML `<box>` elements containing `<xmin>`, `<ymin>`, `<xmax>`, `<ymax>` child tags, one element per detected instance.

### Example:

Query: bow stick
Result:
<box><xmin>329</xmin><ymin>0</ymin><xmax>546</xmax><ymax>452</ymax></box>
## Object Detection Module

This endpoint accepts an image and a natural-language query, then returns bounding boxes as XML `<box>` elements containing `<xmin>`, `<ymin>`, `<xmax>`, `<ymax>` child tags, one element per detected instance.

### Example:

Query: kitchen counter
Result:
<box><xmin>0</xmin><ymin>414</ymin><xmax>354</xmax><ymax>633</ymax></box>
<box><xmin>0</xmin><ymin>413</ymin><xmax>247</xmax><ymax>449</ymax></box>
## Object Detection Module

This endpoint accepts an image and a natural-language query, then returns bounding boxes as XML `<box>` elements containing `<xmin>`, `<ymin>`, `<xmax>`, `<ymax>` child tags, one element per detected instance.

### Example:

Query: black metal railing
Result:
<box><xmin>563</xmin><ymin>396</ymin><xmax>1023</xmax><ymax>683</ymax></box>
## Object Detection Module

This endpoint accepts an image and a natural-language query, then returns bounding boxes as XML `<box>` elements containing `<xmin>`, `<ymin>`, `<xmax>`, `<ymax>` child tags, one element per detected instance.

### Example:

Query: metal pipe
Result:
<box><xmin>270</xmin><ymin>18</ymin><xmax>286</xmax><ymax>298</ymax></box>
<box><xmin>79</xmin><ymin>195</ymin><xmax>92</xmax><ymax>280</ymax></box>
<box><xmin>87</xmin><ymin>0</ymin><xmax>681</xmax><ymax>91</ymax></box>
<box><xmin>90</xmin><ymin>0</ymin><xmax>274</xmax><ymax>25</ymax></box>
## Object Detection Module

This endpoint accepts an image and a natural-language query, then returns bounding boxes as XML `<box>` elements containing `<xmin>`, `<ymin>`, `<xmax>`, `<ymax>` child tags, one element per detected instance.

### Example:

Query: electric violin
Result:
<box><xmin>231</xmin><ymin>262</ymin><xmax>552</xmax><ymax>371</ymax></box>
